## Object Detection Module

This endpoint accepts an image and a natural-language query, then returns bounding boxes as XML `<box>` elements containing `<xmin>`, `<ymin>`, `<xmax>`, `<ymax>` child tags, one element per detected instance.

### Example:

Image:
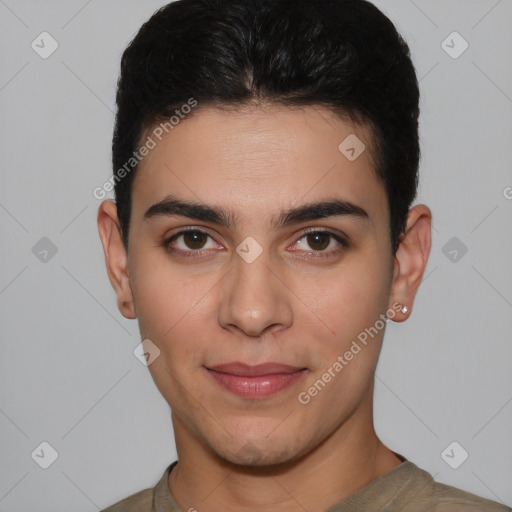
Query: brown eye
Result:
<box><xmin>182</xmin><ymin>231</ymin><xmax>208</xmax><ymax>249</ymax></box>
<box><xmin>291</xmin><ymin>230</ymin><xmax>348</xmax><ymax>258</ymax></box>
<box><xmin>306</xmin><ymin>232</ymin><xmax>330</xmax><ymax>251</ymax></box>
<box><xmin>164</xmin><ymin>229</ymin><xmax>219</xmax><ymax>256</ymax></box>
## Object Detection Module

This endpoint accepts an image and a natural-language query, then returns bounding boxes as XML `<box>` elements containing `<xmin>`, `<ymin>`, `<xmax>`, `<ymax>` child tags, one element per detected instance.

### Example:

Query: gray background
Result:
<box><xmin>0</xmin><ymin>1</ymin><xmax>511</xmax><ymax>510</ymax></box>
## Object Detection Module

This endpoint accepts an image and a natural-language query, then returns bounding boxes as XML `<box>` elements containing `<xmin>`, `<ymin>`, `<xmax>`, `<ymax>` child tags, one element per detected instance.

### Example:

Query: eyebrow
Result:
<box><xmin>144</xmin><ymin>194</ymin><xmax>369</xmax><ymax>229</ymax></box>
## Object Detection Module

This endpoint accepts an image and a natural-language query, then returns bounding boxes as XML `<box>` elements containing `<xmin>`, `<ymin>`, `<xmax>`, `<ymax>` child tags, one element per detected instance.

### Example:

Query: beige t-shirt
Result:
<box><xmin>102</xmin><ymin>455</ymin><xmax>511</xmax><ymax>512</ymax></box>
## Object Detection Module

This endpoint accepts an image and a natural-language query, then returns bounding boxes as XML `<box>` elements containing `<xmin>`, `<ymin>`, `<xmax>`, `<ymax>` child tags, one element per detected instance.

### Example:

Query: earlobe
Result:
<box><xmin>388</xmin><ymin>204</ymin><xmax>432</xmax><ymax>323</ymax></box>
<box><xmin>97</xmin><ymin>200</ymin><xmax>137</xmax><ymax>319</ymax></box>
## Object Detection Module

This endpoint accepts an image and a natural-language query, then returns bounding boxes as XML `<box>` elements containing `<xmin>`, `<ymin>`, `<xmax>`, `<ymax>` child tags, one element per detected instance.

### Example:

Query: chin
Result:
<box><xmin>210</xmin><ymin>434</ymin><xmax>308</xmax><ymax>470</ymax></box>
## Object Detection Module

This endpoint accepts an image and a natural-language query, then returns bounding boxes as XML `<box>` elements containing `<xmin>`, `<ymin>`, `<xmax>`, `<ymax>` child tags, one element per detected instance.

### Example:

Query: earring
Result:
<box><xmin>401</xmin><ymin>305</ymin><xmax>408</xmax><ymax>314</ymax></box>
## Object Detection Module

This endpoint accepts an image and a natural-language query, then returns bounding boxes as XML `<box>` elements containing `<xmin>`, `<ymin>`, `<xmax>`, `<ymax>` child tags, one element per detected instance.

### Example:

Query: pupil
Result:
<box><xmin>308</xmin><ymin>233</ymin><xmax>329</xmax><ymax>251</ymax></box>
<box><xmin>185</xmin><ymin>231</ymin><xmax>206</xmax><ymax>249</ymax></box>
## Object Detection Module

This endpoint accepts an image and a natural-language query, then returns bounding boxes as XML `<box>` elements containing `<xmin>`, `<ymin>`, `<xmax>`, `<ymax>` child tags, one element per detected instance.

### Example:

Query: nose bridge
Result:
<box><xmin>217</xmin><ymin>246</ymin><xmax>292</xmax><ymax>336</ymax></box>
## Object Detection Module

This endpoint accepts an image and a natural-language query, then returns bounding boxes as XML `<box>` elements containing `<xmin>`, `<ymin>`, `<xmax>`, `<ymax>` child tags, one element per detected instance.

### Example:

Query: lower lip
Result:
<box><xmin>207</xmin><ymin>369</ymin><xmax>308</xmax><ymax>399</ymax></box>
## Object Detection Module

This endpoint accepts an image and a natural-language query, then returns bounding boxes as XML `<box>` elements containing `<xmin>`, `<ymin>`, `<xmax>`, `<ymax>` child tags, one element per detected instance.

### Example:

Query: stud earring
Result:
<box><xmin>401</xmin><ymin>305</ymin><xmax>408</xmax><ymax>314</ymax></box>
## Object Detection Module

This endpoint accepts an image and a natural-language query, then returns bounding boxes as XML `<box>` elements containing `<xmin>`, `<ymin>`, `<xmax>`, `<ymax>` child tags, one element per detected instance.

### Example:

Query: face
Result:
<box><xmin>105</xmin><ymin>104</ymin><xmax>408</xmax><ymax>467</ymax></box>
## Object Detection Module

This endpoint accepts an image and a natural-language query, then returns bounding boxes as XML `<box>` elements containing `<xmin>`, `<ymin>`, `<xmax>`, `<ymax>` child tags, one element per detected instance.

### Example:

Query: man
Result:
<box><xmin>97</xmin><ymin>0</ymin><xmax>511</xmax><ymax>510</ymax></box>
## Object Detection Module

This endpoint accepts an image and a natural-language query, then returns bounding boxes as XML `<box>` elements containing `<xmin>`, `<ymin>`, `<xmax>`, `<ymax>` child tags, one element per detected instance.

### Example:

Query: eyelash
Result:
<box><xmin>163</xmin><ymin>227</ymin><xmax>349</xmax><ymax>260</ymax></box>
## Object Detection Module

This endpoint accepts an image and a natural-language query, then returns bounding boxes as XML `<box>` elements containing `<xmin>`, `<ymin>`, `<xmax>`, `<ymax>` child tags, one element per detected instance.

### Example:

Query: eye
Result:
<box><xmin>163</xmin><ymin>228</ymin><xmax>348</xmax><ymax>259</ymax></box>
<box><xmin>290</xmin><ymin>230</ymin><xmax>348</xmax><ymax>257</ymax></box>
<box><xmin>164</xmin><ymin>229</ymin><xmax>220</xmax><ymax>256</ymax></box>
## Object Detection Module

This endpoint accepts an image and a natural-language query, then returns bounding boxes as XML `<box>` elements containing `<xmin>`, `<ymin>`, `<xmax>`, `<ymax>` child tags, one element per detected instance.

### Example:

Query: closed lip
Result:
<box><xmin>206</xmin><ymin>362</ymin><xmax>306</xmax><ymax>376</ymax></box>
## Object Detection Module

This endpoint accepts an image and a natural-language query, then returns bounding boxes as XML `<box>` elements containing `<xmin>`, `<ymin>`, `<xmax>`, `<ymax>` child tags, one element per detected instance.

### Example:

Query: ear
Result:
<box><xmin>97</xmin><ymin>200</ymin><xmax>136</xmax><ymax>319</ymax></box>
<box><xmin>388</xmin><ymin>204</ymin><xmax>432</xmax><ymax>322</ymax></box>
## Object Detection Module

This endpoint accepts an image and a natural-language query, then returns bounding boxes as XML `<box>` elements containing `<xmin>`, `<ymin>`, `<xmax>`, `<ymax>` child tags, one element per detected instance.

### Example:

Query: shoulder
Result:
<box><xmin>426</xmin><ymin>479</ymin><xmax>511</xmax><ymax>511</ymax></box>
<box><xmin>100</xmin><ymin>462</ymin><xmax>177</xmax><ymax>512</ymax></box>
<box><xmin>101</xmin><ymin>488</ymin><xmax>154</xmax><ymax>512</ymax></box>
<box><xmin>402</xmin><ymin>463</ymin><xmax>511</xmax><ymax>511</ymax></box>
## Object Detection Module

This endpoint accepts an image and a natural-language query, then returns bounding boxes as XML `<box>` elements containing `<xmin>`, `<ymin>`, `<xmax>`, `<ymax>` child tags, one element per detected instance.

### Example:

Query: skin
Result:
<box><xmin>98</xmin><ymin>104</ymin><xmax>432</xmax><ymax>512</ymax></box>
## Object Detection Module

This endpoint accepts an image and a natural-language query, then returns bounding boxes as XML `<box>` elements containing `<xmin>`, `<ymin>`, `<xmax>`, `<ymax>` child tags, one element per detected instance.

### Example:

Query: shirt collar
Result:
<box><xmin>154</xmin><ymin>453</ymin><xmax>432</xmax><ymax>512</ymax></box>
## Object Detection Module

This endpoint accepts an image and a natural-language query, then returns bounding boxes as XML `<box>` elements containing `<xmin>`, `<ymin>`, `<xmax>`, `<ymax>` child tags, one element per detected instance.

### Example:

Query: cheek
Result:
<box><xmin>297</xmin><ymin>256</ymin><xmax>391</xmax><ymax>343</ymax></box>
<box><xmin>131</xmin><ymin>247</ymin><xmax>205</xmax><ymax>326</ymax></box>
<box><xmin>131</xmin><ymin>266</ymin><xmax>219</xmax><ymax>375</ymax></box>
<box><xmin>138</xmin><ymin>282</ymin><xmax>206</xmax><ymax>402</ymax></box>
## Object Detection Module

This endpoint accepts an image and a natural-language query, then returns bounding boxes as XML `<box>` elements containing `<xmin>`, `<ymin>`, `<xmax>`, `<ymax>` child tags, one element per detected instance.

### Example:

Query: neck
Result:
<box><xmin>168</xmin><ymin>394</ymin><xmax>402</xmax><ymax>512</ymax></box>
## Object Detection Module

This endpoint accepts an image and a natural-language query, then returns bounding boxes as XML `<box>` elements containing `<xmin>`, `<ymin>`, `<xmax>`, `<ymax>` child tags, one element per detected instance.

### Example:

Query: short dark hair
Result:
<box><xmin>112</xmin><ymin>0</ymin><xmax>420</xmax><ymax>254</ymax></box>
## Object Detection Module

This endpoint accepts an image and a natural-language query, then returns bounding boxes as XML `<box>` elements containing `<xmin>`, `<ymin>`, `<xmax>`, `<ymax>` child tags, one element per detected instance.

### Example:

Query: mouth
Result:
<box><xmin>205</xmin><ymin>362</ymin><xmax>308</xmax><ymax>399</ymax></box>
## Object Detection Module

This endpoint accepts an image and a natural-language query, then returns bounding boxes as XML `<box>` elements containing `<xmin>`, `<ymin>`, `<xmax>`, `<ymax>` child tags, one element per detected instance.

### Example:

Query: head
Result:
<box><xmin>98</xmin><ymin>0</ymin><xmax>431</xmax><ymax>468</ymax></box>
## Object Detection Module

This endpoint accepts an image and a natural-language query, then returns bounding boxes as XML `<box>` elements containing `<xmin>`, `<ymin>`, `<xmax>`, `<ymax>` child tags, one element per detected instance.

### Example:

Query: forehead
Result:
<box><xmin>131</xmin><ymin>104</ymin><xmax>387</xmax><ymax>227</ymax></box>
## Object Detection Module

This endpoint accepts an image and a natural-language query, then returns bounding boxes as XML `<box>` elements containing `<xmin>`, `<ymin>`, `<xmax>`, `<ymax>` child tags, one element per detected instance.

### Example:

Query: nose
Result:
<box><xmin>217</xmin><ymin>247</ymin><xmax>293</xmax><ymax>337</ymax></box>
